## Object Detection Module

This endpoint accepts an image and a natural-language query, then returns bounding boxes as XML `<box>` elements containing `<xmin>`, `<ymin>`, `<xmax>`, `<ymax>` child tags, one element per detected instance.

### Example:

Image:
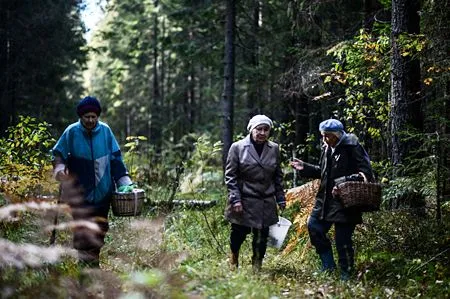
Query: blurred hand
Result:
<box><xmin>290</xmin><ymin>158</ymin><xmax>304</xmax><ymax>170</ymax></box>
<box><xmin>277</xmin><ymin>195</ymin><xmax>286</xmax><ymax>211</ymax></box>
<box><xmin>332</xmin><ymin>185</ymin><xmax>341</xmax><ymax>198</ymax></box>
<box><xmin>232</xmin><ymin>201</ymin><xmax>243</xmax><ymax>213</ymax></box>
<box><xmin>55</xmin><ymin>169</ymin><xmax>70</xmax><ymax>181</ymax></box>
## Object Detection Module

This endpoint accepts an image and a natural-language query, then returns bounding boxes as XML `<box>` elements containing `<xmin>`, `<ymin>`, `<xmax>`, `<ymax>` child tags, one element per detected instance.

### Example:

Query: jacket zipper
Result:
<box><xmin>88</xmin><ymin>132</ymin><xmax>96</xmax><ymax>203</ymax></box>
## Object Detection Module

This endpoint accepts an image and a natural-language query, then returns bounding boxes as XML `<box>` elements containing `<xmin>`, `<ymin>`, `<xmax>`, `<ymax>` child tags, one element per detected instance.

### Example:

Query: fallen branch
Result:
<box><xmin>407</xmin><ymin>247</ymin><xmax>450</xmax><ymax>275</ymax></box>
<box><xmin>150</xmin><ymin>199</ymin><xmax>217</xmax><ymax>210</ymax></box>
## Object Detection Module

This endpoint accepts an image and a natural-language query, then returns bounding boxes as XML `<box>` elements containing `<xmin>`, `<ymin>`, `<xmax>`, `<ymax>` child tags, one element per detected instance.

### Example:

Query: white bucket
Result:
<box><xmin>268</xmin><ymin>216</ymin><xmax>292</xmax><ymax>249</ymax></box>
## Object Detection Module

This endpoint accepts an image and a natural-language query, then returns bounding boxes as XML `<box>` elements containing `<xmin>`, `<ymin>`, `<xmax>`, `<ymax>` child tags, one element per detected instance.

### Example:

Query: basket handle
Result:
<box><xmin>134</xmin><ymin>191</ymin><xmax>138</xmax><ymax>216</ymax></box>
<box><xmin>359</xmin><ymin>172</ymin><xmax>369</xmax><ymax>183</ymax></box>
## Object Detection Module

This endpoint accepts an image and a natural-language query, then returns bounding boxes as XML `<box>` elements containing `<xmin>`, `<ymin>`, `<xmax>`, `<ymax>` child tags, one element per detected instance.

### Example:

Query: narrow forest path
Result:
<box><xmin>64</xmin><ymin>215</ymin><xmax>201</xmax><ymax>299</ymax></box>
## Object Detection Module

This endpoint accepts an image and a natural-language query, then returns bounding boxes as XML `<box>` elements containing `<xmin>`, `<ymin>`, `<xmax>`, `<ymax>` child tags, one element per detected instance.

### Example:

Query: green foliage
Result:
<box><xmin>122</xmin><ymin>269</ymin><xmax>187</xmax><ymax>299</ymax></box>
<box><xmin>122</xmin><ymin>134</ymin><xmax>188</xmax><ymax>203</ymax></box>
<box><xmin>0</xmin><ymin>116</ymin><xmax>58</xmax><ymax>201</ymax></box>
<box><xmin>421</xmin><ymin>0</ymin><xmax>450</xmax><ymax>89</ymax></box>
<box><xmin>378</xmin><ymin>0</ymin><xmax>391</xmax><ymax>8</ymax></box>
<box><xmin>383</xmin><ymin>176</ymin><xmax>427</xmax><ymax>208</ymax></box>
<box><xmin>120</xmin><ymin>132</ymin><xmax>223</xmax><ymax>216</ymax></box>
<box><xmin>397</xmin><ymin>33</ymin><xmax>427</xmax><ymax>58</ymax></box>
<box><xmin>376</xmin><ymin>130</ymin><xmax>448</xmax><ymax>212</ymax></box>
<box><xmin>324</xmin><ymin>27</ymin><xmax>391</xmax><ymax>139</ymax></box>
<box><xmin>0</xmin><ymin>1</ymin><xmax>87</xmax><ymax>135</ymax></box>
<box><xmin>0</xmin><ymin>220</ymin><xmax>31</xmax><ymax>243</ymax></box>
<box><xmin>356</xmin><ymin>211</ymin><xmax>450</xmax><ymax>295</ymax></box>
<box><xmin>164</xmin><ymin>188</ymin><xmax>450</xmax><ymax>298</ymax></box>
<box><xmin>123</xmin><ymin>135</ymin><xmax>148</xmax><ymax>179</ymax></box>
<box><xmin>0</xmin><ymin>260</ymin><xmax>83</xmax><ymax>298</ymax></box>
<box><xmin>0</xmin><ymin>116</ymin><xmax>55</xmax><ymax>171</ymax></box>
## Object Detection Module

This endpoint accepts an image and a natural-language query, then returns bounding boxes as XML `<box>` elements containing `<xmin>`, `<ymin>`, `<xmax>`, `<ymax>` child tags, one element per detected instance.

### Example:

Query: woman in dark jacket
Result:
<box><xmin>225</xmin><ymin>114</ymin><xmax>286</xmax><ymax>271</ymax></box>
<box><xmin>290</xmin><ymin>119</ymin><xmax>374</xmax><ymax>280</ymax></box>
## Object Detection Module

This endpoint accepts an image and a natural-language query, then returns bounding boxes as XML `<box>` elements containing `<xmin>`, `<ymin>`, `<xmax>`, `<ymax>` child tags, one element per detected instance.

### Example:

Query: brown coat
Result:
<box><xmin>224</xmin><ymin>135</ymin><xmax>284</xmax><ymax>229</ymax></box>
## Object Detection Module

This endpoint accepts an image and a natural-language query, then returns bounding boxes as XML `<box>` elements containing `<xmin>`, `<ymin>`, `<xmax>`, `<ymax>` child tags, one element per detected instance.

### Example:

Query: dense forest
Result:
<box><xmin>0</xmin><ymin>0</ymin><xmax>449</xmax><ymax>298</ymax></box>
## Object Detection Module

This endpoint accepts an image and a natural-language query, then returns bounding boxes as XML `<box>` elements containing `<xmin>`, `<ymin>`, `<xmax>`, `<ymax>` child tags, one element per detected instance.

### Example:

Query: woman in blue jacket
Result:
<box><xmin>52</xmin><ymin>96</ymin><xmax>133</xmax><ymax>267</ymax></box>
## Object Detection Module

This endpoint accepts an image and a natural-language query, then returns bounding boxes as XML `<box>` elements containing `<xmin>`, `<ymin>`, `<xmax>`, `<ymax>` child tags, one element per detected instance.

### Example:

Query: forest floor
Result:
<box><xmin>58</xmin><ymin>215</ymin><xmax>201</xmax><ymax>299</ymax></box>
<box><xmin>2</xmin><ymin>191</ymin><xmax>448</xmax><ymax>298</ymax></box>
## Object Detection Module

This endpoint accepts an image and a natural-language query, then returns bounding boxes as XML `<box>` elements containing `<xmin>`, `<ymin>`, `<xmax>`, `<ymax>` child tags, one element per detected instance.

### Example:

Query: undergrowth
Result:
<box><xmin>1</xmin><ymin>122</ymin><xmax>449</xmax><ymax>298</ymax></box>
<box><xmin>163</xmin><ymin>193</ymin><xmax>450</xmax><ymax>298</ymax></box>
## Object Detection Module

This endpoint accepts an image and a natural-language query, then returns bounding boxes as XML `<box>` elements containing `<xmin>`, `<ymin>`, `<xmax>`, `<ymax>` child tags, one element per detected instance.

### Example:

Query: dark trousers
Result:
<box><xmin>230</xmin><ymin>223</ymin><xmax>269</xmax><ymax>261</ymax></box>
<box><xmin>72</xmin><ymin>203</ymin><xmax>110</xmax><ymax>267</ymax></box>
<box><xmin>307</xmin><ymin>215</ymin><xmax>356</xmax><ymax>272</ymax></box>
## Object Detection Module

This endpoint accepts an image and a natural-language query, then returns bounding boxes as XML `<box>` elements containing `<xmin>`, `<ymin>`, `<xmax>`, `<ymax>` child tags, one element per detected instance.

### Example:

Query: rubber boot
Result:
<box><xmin>229</xmin><ymin>252</ymin><xmax>239</xmax><ymax>270</ymax></box>
<box><xmin>338</xmin><ymin>246</ymin><xmax>354</xmax><ymax>281</ymax></box>
<box><xmin>340</xmin><ymin>269</ymin><xmax>351</xmax><ymax>281</ymax></box>
<box><xmin>319</xmin><ymin>250</ymin><xmax>336</xmax><ymax>272</ymax></box>
<box><xmin>339</xmin><ymin>263</ymin><xmax>353</xmax><ymax>281</ymax></box>
<box><xmin>251</xmin><ymin>257</ymin><xmax>262</xmax><ymax>273</ymax></box>
<box><xmin>78</xmin><ymin>249</ymin><xmax>100</xmax><ymax>268</ymax></box>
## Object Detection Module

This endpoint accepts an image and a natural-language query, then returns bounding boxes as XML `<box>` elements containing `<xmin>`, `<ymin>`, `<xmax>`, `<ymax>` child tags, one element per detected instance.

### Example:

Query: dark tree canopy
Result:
<box><xmin>0</xmin><ymin>0</ymin><xmax>87</xmax><ymax>136</ymax></box>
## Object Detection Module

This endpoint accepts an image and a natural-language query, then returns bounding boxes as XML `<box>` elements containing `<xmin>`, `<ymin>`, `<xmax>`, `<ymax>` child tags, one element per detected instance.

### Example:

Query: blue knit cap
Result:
<box><xmin>76</xmin><ymin>96</ymin><xmax>102</xmax><ymax>117</ymax></box>
<box><xmin>319</xmin><ymin>119</ymin><xmax>344</xmax><ymax>133</ymax></box>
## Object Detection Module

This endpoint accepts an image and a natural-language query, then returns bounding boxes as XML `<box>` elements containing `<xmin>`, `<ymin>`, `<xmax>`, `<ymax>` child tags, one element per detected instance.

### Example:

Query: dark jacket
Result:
<box><xmin>299</xmin><ymin>133</ymin><xmax>374</xmax><ymax>223</ymax></box>
<box><xmin>224</xmin><ymin>135</ymin><xmax>284</xmax><ymax>229</ymax></box>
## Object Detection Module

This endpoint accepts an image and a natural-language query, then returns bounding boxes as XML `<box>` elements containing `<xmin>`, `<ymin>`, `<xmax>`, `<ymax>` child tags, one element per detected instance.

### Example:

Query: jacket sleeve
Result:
<box><xmin>52</xmin><ymin>127</ymin><xmax>71</xmax><ymax>162</ymax></box>
<box><xmin>274</xmin><ymin>145</ymin><xmax>285</xmax><ymax>202</ymax></box>
<box><xmin>224</xmin><ymin>143</ymin><xmax>241</xmax><ymax>205</ymax></box>
<box><xmin>52</xmin><ymin>127</ymin><xmax>71</xmax><ymax>179</ymax></box>
<box><xmin>299</xmin><ymin>162</ymin><xmax>321</xmax><ymax>178</ymax></box>
<box><xmin>299</xmin><ymin>146</ymin><xmax>326</xmax><ymax>179</ymax></box>
<box><xmin>108</xmin><ymin>127</ymin><xmax>130</xmax><ymax>182</ymax></box>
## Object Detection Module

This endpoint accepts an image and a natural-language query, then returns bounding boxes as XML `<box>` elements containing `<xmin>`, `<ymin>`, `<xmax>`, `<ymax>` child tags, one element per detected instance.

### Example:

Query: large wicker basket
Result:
<box><xmin>111</xmin><ymin>189</ymin><xmax>145</xmax><ymax>216</ymax></box>
<box><xmin>338</xmin><ymin>181</ymin><xmax>382</xmax><ymax>212</ymax></box>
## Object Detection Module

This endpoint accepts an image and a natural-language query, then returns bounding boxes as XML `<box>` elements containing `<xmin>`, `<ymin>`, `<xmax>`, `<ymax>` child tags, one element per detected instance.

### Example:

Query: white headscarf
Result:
<box><xmin>247</xmin><ymin>114</ymin><xmax>273</xmax><ymax>132</ymax></box>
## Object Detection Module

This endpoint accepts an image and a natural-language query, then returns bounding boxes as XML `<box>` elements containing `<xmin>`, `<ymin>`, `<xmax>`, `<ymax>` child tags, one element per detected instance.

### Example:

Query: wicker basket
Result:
<box><xmin>338</xmin><ymin>181</ymin><xmax>382</xmax><ymax>212</ymax></box>
<box><xmin>111</xmin><ymin>189</ymin><xmax>145</xmax><ymax>216</ymax></box>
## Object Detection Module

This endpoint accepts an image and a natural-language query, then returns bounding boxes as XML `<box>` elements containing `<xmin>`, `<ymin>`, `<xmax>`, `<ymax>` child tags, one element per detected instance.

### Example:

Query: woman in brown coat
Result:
<box><xmin>225</xmin><ymin>114</ymin><xmax>286</xmax><ymax>271</ymax></box>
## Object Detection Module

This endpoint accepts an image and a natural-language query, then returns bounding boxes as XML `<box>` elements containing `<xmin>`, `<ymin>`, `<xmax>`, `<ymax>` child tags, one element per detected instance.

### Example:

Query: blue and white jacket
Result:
<box><xmin>52</xmin><ymin>120</ymin><xmax>129</xmax><ymax>205</ymax></box>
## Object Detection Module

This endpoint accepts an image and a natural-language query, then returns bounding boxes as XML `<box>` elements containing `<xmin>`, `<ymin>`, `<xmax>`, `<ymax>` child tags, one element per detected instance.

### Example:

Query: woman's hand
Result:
<box><xmin>290</xmin><ymin>158</ymin><xmax>304</xmax><ymax>171</ymax></box>
<box><xmin>332</xmin><ymin>185</ymin><xmax>341</xmax><ymax>198</ymax></box>
<box><xmin>232</xmin><ymin>202</ymin><xmax>243</xmax><ymax>213</ymax></box>
<box><xmin>55</xmin><ymin>168</ymin><xmax>70</xmax><ymax>181</ymax></box>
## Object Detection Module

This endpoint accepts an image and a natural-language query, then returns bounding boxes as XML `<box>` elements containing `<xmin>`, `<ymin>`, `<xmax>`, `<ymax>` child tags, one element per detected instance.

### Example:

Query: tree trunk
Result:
<box><xmin>221</xmin><ymin>0</ymin><xmax>236</xmax><ymax>168</ymax></box>
<box><xmin>150</xmin><ymin>0</ymin><xmax>162</xmax><ymax>156</ymax></box>
<box><xmin>0</xmin><ymin>4</ymin><xmax>8</xmax><ymax>136</ymax></box>
<box><xmin>0</xmin><ymin>4</ymin><xmax>15</xmax><ymax>136</ymax></box>
<box><xmin>406</xmin><ymin>0</ymin><xmax>423</xmax><ymax>132</ymax></box>
<box><xmin>389</xmin><ymin>0</ymin><xmax>408</xmax><ymax>167</ymax></box>
<box><xmin>246</xmin><ymin>0</ymin><xmax>260</xmax><ymax>119</ymax></box>
<box><xmin>189</xmin><ymin>65</ymin><xmax>195</xmax><ymax>132</ymax></box>
<box><xmin>295</xmin><ymin>94</ymin><xmax>309</xmax><ymax>156</ymax></box>
<box><xmin>161</xmin><ymin>17</ymin><xmax>167</xmax><ymax>138</ymax></box>
<box><xmin>183</xmin><ymin>73</ymin><xmax>191</xmax><ymax>133</ymax></box>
